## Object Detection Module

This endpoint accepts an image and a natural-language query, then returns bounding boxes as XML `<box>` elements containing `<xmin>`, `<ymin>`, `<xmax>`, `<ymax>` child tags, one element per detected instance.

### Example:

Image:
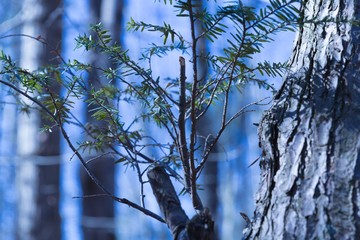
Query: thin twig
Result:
<box><xmin>133</xmin><ymin>154</ymin><xmax>146</xmax><ymax>208</ymax></box>
<box><xmin>196</xmin><ymin>98</ymin><xmax>268</xmax><ymax>174</ymax></box>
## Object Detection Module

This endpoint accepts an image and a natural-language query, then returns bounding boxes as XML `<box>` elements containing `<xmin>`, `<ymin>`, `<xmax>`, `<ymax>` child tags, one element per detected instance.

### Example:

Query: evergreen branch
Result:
<box><xmin>127</xmin><ymin>18</ymin><xmax>186</xmax><ymax>45</ymax></box>
<box><xmin>246</xmin><ymin>0</ymin><xmax>300</xmax><ymax>32</ymax></box>
<box><xmin>92</xmin><ymin>25</ymin><xmax>179</xmax><ymax>128</ymax></box>
<box><xmin>196</xmin><ymin>14</ymin><xmax>227</xmax><ymax>41</ymax></box>
<box><xmin>0</xmin><ymin>78</ymin><xmax>166</xmax><ymax>223</ymax></box>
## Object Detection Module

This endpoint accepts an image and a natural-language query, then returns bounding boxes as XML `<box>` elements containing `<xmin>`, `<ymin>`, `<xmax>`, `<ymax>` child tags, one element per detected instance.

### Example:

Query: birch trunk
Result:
<box><xmin>17</xmin><ymin>0</ymin><xmax>62</xmax><ymax>239</ymax></box>
<box><xmin>245</xmin><ymin>0</ymin><xmax>360</xmax><ymax>239</ymax></box>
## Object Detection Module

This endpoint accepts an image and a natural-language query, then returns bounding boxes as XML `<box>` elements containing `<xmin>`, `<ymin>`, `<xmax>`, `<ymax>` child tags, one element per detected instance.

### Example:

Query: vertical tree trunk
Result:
<box><xmin>245</xmin><ymin>1</ymin><xmax>360</xmax><ymax>239</ymax></box>
<box><xmin>80</xmin><ymin>1</ymin><xmax>123</xmax><ymax>239</ymax></box>
<box><xmin>17</xmin><ymin>0</ymin><xmax>62</xmax><ymax>239</ymax></box>
<box><xmin>0</xmin><ymin>3</ymin><xmax>22</xmax><ymax>240</ymax></box>
<box><xmin>196</xmin><ymin>0</ymin><xmax>219</xmax><ymax>232</ymax></box>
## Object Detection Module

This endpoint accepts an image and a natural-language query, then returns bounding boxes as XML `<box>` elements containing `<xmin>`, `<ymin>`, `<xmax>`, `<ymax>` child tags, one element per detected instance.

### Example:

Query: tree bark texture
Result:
<box><xmin>147</xmin><ymin>166</ymin><xmax>215</xmax><ymax>240</ymax></box>
<box><xmin>148</xmin><ymin>166</ymin><xmax>189</xmax><ymax>239</ymax></box>
<box><xmin>245</xmin><ymin>0</ymin><xmax>360</xmax><ymax>239</ymax></box>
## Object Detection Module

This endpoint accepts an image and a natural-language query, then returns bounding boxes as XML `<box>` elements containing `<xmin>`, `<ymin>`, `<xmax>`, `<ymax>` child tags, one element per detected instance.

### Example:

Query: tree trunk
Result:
<box><xmin>80</xmin><ymin>1</ymin><xmax>123</xmax><ymax>239</ymax></box>
<box><xmin>196</xmin><ymin>0</ymin><xmax>219</xmax><ymax>234</ymax></box>
<box><xmin>245</xmin><ymin>1</ymin><xmax>360</xmax><ymax>239</ymax></box>
<box><xmin>17</xmin><ymin>0</ymin><xmax>62</xmax><ymax>239</ymax></box>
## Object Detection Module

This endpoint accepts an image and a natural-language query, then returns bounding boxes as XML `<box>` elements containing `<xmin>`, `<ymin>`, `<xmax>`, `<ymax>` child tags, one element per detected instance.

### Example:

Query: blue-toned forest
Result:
<box><xmin>0</xmin><ymin>0</ymin><xmax>295</xmax><ymax>239</ymax></box>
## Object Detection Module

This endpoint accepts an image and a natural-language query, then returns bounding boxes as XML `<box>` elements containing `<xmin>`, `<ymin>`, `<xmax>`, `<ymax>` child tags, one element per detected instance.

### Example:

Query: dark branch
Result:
<box><xmin>148</xmin><ymin>166</ymin><xmax>189</xmax><ymax>239</ymax></box>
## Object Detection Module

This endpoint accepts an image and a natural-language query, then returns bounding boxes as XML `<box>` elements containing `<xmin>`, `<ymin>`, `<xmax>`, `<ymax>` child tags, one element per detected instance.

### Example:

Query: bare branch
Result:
<box><xmin>178</xmin><ymin>56</ymin><xmax>190</xmax><ymax>190</ymax></box>
<box><xmin>196</xmin><ymin>98</ymin><xmax>268</xmax><ymax>174</ymax></box>
<box><xmin>187</xmin><ymin>0</ymin><xmax>203</xmax><ymax>211</ymax></box>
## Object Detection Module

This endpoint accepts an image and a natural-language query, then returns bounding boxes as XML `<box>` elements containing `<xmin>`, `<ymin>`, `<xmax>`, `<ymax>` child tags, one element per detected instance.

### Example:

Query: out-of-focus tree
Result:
<box><xmin>0</xmin><ymin>2</ymin><xmax>22</xmax><ymax>239</ymax></box>
<box><xmin>80</xmin><ymin>0</ymin><xmax>123</xmax><ymax>239</ymax></box>
<box><xmin>194</xmin><ymin>0</ymin><xmax>225</xmax><ymax>237</ymax></box>
<box><xmin>15</xmin><ymin>0</ymin><xmax>62</xmax><ymax>239</ymax></box>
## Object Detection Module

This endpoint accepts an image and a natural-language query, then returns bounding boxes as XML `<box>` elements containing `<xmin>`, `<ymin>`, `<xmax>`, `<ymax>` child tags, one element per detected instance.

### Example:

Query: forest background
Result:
<box><xmin>0</xmin><ymin>0</ymin><xmax>295</xmax><ymax>239</ymax></box>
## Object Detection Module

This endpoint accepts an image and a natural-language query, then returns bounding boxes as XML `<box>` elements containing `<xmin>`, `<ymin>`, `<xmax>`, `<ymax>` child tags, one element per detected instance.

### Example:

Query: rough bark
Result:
<box><xmin>17</xmin><ymin>0</ymin><xmax>62</xmax><ymax>239</ymax></box>
<box><xmin>147</xmin><ymin>166</ymin><xmax>215</xmax><ymax>240</ymax></box>
<box><xmin>245</xmin><ymin>0</ymin><xmax>360</xmax><ymax>239</ymax></box>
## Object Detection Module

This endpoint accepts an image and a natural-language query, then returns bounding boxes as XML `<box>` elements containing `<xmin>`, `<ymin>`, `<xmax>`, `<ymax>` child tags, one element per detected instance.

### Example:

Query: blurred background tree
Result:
<box><xmin>10</xmin><ymin>0</ymin><xmax>62</xmax><ymax>239</ymax></box>
<box><xmin>79</xmin><ymin>1</ymin><xmax>123</xmax><ymax>239</ymax></box>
